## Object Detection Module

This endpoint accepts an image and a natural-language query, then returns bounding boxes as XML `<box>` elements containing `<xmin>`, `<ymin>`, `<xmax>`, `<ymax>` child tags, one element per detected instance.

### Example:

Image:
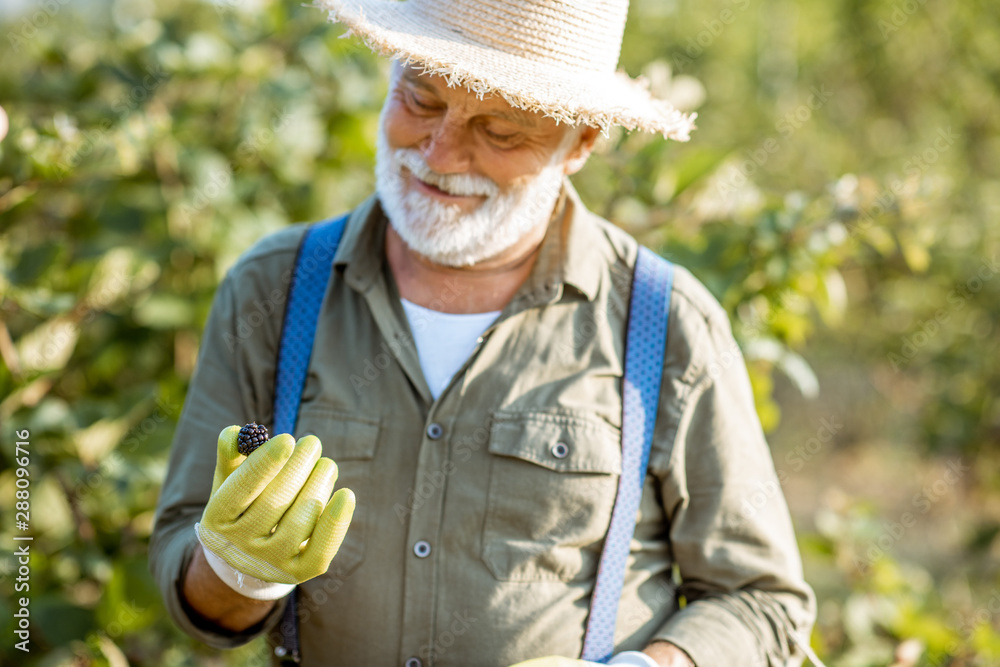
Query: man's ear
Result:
<box><xmin>562</xmin><ymin>125</ymin><xmax>601</xmax><ymax>175</ymax></box>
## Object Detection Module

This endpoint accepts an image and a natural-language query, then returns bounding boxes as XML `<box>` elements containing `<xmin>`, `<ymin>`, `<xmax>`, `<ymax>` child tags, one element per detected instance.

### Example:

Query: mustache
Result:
<box><xmin>394</xmin><ymin>148</ymin><xmax>500</xmax><ymax>198</ymax></box>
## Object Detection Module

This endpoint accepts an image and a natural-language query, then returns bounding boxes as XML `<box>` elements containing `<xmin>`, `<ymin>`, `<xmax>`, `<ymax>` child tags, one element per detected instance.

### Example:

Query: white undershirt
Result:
<box><xmin>400</xmin><ymin>298</ymin><xmax>501</xmax><ymax>400</ymax></box>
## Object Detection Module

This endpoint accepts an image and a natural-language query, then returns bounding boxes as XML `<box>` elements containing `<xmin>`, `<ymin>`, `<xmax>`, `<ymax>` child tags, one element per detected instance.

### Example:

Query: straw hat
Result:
<box><xmin>312</xmin><ymin>0</ymin><xmax>697</xmax><ymax>141</ymax></box>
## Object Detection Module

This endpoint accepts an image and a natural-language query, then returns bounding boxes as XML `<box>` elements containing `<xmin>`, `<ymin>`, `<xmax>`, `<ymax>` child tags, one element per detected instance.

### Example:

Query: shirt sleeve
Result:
<box><xmin>148</xmin><ymin>246</ymin><xmax>292</xmax><ymax>649</ymax></box>
<box><xmin>646</xmin><ymin>271</ymin><xmax>817</xmax><ymax>667</ymax></box>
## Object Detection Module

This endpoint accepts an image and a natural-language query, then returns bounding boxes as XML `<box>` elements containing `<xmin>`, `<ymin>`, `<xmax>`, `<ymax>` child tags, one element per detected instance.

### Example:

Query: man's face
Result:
<box><xmin>375</xmin><ymin>64</ymin><xmax>596</xmax><ymax>267</ymax></box>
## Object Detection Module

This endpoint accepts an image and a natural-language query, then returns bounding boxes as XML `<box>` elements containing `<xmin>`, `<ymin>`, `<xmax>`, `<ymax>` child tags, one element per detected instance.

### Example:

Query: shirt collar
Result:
<box><xmin>333</xmin><ymin>193</ymin><xmax>384</xmax><ymax>295</ymax></box>
<box><xmin>333</xmin><ymin>178</ymin><xmax>606</xmax><ymax>304</ymax></box>
<box><xmin>542</xmin><ymin>178</ymin><xmax>605</xmax><ymax>303</ymax></box>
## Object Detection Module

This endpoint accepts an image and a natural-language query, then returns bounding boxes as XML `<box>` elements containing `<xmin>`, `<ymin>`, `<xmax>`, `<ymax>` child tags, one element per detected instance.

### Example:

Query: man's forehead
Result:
<box><xmin>399</xmin><ymin>65</ymin><xmax>541</xmax><ymax>128</ymax></box>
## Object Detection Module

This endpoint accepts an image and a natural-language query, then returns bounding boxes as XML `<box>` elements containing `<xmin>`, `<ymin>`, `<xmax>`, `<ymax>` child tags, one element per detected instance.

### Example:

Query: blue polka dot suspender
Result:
<box><xmin>581</xmin><ymin>247</ymin><xmax>674</xmax><ymax>663</ymax></box>
<box><xmin>271</xmin><ymin>218</ymin><xmax>674</xmax><ymax>665</ymax></box>
<box><xmin>272</xmin><ymin>214</ymin><xmax>350</xmax><ymax>439</ymax></box>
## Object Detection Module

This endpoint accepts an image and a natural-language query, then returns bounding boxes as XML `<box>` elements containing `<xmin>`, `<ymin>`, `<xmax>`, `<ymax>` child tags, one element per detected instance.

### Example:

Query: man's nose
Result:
<box><xmin>421</xmin><ymin>116</ymin><xmax>473</xmax><ymax>175</ymax></box>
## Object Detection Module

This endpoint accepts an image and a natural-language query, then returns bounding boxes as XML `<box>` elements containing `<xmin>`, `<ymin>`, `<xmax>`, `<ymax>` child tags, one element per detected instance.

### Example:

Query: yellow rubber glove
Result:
<box><xmin>195</xmin><ymin>425</ymin><xmax>356</xmax><ymax>588</ymax></box>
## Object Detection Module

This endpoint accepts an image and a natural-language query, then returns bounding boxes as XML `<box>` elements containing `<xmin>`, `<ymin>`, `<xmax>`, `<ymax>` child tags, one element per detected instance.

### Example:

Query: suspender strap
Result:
<box><xmin>581</xmin><ymin>246</ymin><xmax>675</xmax><ymax>663</ymax></box>
<box><xmin>274</xmin><ymin>588</ymin><xmax>300</xmax><ymax>666</ymax></box>
<box><xmin>272</xmin><ymin>214</ymin><xmax>349</xmax><ymax>665</ymax></box>
<box><xmin>272</xmin><ymin>214</ymin><xmax>349</xmax><ymax>436</ymax></box>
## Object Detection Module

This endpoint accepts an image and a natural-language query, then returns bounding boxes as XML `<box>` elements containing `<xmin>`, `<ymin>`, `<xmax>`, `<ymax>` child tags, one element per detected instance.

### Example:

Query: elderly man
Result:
<box><xmin>150</xmin><ymin>1</ymin><xmax>818</xmax><ymax>666</ymax></box>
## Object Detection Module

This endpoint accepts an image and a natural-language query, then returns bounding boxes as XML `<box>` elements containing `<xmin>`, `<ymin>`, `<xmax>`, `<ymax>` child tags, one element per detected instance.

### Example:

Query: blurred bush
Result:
<box><xmin>0</xmin><ymin>0</ymin><xmax>997</xmax><ymax>664</ymax></box>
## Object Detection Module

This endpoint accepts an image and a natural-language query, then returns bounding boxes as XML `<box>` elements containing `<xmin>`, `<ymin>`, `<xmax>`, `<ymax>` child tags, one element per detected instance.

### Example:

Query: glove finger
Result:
<box><xmin>240</xmin><ymin>435</ymin><xmax>323</xmax><ymax>532</ymax></box>
<box><xmin>211</xmin><ymin>426</ymin><xmax>245</xmax><ymax>498</ymax></box>
<box><xmin>299</xmin><ymin>487</ymin><xmax>355</xmax><ymax>576</ymax></box>
<box><xmin>211</xmin><ymin>433</ymin><xmax>296</xmax><ymax>524</ymax></box>
<box><xmin>269</xmin><ymin>457</ymin><xmax>338</xmax><ymax>554</ymax></box>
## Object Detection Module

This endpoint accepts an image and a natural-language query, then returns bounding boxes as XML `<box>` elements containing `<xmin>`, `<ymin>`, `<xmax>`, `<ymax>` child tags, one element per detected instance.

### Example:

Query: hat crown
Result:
<box><xmin>414</xmin><ymin>0</ymin><xmax>628</xmax><ymax>73</ymax></box>
<box><xmin>318</xmin><ymin>0</ymin><xmax>696</xmax><ymax>139</ymax></box>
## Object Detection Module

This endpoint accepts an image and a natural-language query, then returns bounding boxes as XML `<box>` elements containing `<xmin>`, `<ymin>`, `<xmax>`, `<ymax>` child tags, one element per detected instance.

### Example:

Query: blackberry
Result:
<box><xmin>237</xmin><ymin>422</ymin><xmax>269</xmax><ymax>456</ymax></box>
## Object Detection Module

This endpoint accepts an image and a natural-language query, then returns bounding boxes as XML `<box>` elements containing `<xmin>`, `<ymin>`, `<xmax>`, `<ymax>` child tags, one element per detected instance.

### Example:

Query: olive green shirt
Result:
<box><xmin>150</xmin><ymin>182</ymin><xmax>816</xmax><ymax>666</ymax></box>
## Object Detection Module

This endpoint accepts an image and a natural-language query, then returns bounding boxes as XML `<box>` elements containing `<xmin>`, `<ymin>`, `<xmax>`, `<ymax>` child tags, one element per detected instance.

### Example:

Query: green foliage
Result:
<box><xmin>1</xmin><ymin>0</ymin><xmax>383</xmax><ymax>663</ymax></box>
<box><xmin>1</xmin><ymin>0</ymin><xmax>997</xmax><ymax>664</ymax></box>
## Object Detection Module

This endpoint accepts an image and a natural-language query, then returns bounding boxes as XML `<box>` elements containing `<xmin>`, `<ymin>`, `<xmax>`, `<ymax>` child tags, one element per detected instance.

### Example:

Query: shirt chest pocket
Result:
<box><xmin>482</xmin><ymin>410</ymin><xmax>622</xmax><ymax>582</ymax></box>
<box><xmin>296</xmin><ymin>406</ymin><xmax>380</xmax><ymax>578</ymax></box>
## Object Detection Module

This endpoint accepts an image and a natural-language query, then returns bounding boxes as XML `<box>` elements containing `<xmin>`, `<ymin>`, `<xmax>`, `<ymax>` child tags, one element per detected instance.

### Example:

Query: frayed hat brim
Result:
<box><xmin>313</xmin><ymin>0</ymin><xmax>697</xmax><ymax>140</ymax></box>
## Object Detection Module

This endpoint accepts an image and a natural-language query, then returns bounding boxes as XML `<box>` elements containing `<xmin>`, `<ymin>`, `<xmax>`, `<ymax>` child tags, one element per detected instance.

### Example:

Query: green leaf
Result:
<box><xmin>132</xmin><ymin>294</ymin><xmax>194</xmax><ymax>329</ymax></box>
<box><xmin>7</xmin><ymin>243</ymin><xmax>64</xmax><ymax>285</ymax></box>
<box><xmin>34</xmin><ymin>596</ymin><xmax>96</xmax><ymax>648</ymax></box>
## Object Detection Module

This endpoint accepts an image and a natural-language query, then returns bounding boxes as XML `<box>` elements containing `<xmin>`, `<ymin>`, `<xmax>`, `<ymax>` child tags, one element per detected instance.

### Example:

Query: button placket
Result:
<box><xmin>400</xmin><ymin>413</ymin><xmax>449</xmax><ymax>665</ymax></box>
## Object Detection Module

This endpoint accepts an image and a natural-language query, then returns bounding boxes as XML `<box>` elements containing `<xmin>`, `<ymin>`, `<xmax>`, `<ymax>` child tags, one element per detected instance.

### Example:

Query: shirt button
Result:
<box><xmin>413</xmin><ymin>540</ymin><xmax>432</xmax><ymax>558</ymax></box>
<box><xmin>405</xmin><ymin>658</ymin><xmax>422</xmax><ymax>667</ymax></box>
<box><xmin>551</xmin><ymin>441</ymin><xmax>569</xmax><ymax>458</ymax></box>
<box><xmin>426</xmin><ymin>423</ymin><xmax>444</xmax><ymax>440</ymax></box>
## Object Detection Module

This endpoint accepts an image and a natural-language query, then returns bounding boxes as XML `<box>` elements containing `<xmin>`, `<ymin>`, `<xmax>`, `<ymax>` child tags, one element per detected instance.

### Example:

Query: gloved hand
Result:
<box><xmin>194</xmin><ymin>425</ymin><xmax>355</xmax><ymax>599</ymax></box>
<box><xmin>509</xmin><ymin>652</ymin><xmax>661</xmax><ymax>667</ymax></box>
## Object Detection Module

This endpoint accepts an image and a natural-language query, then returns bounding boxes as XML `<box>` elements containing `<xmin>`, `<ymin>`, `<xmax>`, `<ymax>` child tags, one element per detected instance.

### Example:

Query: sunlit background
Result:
<box><xmin>1</xmin><ymin>0</ymin><xmax>998</xmax><ymax>664</ymax></box>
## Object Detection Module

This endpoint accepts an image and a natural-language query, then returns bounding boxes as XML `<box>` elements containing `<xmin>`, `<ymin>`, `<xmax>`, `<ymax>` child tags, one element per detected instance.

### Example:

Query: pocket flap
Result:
<box><xmin>296</xmin><ymin>406</ymin><xmax>380</xmax><ymax>460</ymax></box>
<box><xmin>488</xmin><ymin>410</ymin><xmax>621</xmax><ymax>474</ymax></box>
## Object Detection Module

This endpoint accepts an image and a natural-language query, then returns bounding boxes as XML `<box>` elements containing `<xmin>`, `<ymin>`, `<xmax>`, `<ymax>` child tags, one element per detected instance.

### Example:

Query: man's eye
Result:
<box><xmin>482</xmin><ymin>127</ymin><xmax>518</xmax><ymax>144</ymax></box>
<box><xmin>406</xmin><ymin>90</ymin><xmax>439</xmax><ymax>112</ymax></box>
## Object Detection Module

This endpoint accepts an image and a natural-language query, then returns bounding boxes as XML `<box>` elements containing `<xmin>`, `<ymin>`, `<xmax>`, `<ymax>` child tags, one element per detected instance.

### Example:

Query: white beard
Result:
<box><xmin>374</xmin><ymin>120</ymin><xmax>567</xmax><ymax>267</ymax></box>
